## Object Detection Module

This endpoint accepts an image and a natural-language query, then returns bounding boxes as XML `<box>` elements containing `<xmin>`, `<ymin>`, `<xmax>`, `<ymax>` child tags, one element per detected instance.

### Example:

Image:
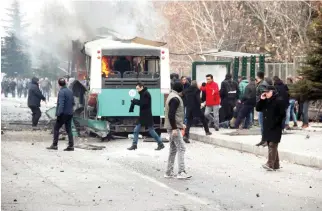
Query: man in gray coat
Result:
<box><xmin>164</xmin><ymin>82</ymin><xmax>192</xmax><ymax>180</ymax></box>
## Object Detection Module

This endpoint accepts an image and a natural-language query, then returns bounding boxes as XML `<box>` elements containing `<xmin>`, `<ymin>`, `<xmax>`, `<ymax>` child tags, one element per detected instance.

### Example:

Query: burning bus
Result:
<box><xmin>70</xmin><ymin>36</ymin><xmax>171</xmax><ymax>138</ymax></box>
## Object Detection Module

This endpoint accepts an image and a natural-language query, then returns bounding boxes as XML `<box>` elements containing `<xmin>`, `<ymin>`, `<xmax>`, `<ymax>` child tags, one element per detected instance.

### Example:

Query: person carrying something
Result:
<box><xmin>164</xmin><ymin>82</ymin><xmax>192</xmax><ymax>179</ymax></box>
<box><xmin>256</xmin><ymin>85</ymin><xmax>286</xmax><ymax>171</ymax></box>
<box><xmin>27</xmin><ymin>77</ymin><xmax>46</xmax><ymax>130</ymax></box>
<box><xmin>255</xmin><ymin>71</ymin><xmax>270</xmax><ymax>146</ymax></box>
<box><xmin>234</xmin><ymin>78</ymin><xmax>256</xmax><ymax>129</ymax></box>
<box><xmin>220</xmin><ymin>73</ymin><xmax>239</xmax><ymax>122</ymax></box>
<box><xmin>200</xmin><ymin>74</ymin><xmax>220</xmax><ymax>131</ymax></box>
<box><xmin>183</xmin><ymin>80</ymin><xmax>212</xmax><ymax>143</ymax></box>
<box><xmin>47</xmin><ymin>78</ymin><xmax>75</xmax><ymax>151</ymax></box>
<box><xmin>128</xmin><ymin>83</ymin><xmax>164</xmax><ymax>151</ymax></box>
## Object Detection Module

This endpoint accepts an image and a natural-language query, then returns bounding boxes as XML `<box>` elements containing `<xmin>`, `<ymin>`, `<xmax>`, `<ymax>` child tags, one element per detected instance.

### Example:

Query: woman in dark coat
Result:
<box><xmin>128</xmin><ymin>83</ymin><xmax>164</xmax><ymax>151</ymax></box>
<box><xmin>183</xmin><ymin>80</ymin><xmax>211</xmax><ymax>143</ymax></box>
<box><xmin>256</xmin><ymin>85</ymin><xmax>286</xmax><ymax>171</ymax></box>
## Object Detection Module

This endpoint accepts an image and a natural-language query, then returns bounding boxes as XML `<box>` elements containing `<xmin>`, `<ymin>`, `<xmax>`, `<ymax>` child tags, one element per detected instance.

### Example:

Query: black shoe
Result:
<box><xmin>63</xmin><ymin>146</ymin><xmax>74</xmax><ymax>151</ymax></box>
<box><xmin>46</xmin><ymin>145</ymin><xmax>58</xmax><ymax>150</ymax></box>
<box><xmin>206</xmin><ymin>132</ymin><xmax>212</xmax><ymax>136</ymax></box>
<box><xmin>127</xmin><ymin>145</ymin><xmax>137</xmax><ymax>150</ymax></box>
<box><xmin>255</xmin><ymin>140</ymin><xmax>265</xmax><ymax>147</ymax></box>
<box><xmin>183</xmin><ymin>136</ymin><xmax>190</xmax><ymax>143</ymax></box>
<box><xmin>155</xmin><ymin>143</ymin><xmax>165</xmax><ymax>150</ymax></box>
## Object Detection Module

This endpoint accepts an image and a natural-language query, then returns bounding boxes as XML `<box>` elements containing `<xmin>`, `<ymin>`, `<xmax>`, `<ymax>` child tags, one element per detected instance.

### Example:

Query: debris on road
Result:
<box><xmin>256</xmin><ymin>193</ymin><xmax>260</xmax><ymax>197</ymax></box>
<box><xmin>75</xmin><ymin>144</ymin><xmax>106</xmax><ymax>150</ymax></box>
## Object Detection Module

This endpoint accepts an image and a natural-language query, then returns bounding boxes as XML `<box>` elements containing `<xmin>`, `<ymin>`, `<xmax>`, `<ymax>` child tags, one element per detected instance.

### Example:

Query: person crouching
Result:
<box><xmin>256</xmin><ymin>85</ymin><xmax>286</xmax><ymax>171</ymax></box>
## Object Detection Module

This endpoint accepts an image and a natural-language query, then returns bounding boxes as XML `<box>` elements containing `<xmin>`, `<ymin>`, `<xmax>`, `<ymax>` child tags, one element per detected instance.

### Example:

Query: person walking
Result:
<box><xmin>47</xmin><ymin>78</ymin><xmax>75</xmax><ymax>151</ymax></box>
<box><xmin>128</xmin><ymin>83</ymin><xmax>164</xmax><ymax>151</ymax></box>
<box><xmin>256</xmin><ymin>85</ymin><xmax>286</xmax><ymax>171</ymax></box>
<box><xmin>164</xmin><ymin>82</ymin><xmax>191</xmax><ymax>179</ymax></box>
<box><xmin>200</xmin><ymin>74</ymin><xmax>221</xmax><ymax>131</ymax></box>
<box><xmin>219</xmin><ymin>73</ymin><xmax>239</xmax><ymax>122</ymax></box>
<box><xmin>27</xmin><ymin>77</ymin><xmax>46</xmax><ymax>129</ymax></box>
<box><xmin>183</xmin><ymin>80</ymin><xmax>212</xmax><ymax>143</ymax></box>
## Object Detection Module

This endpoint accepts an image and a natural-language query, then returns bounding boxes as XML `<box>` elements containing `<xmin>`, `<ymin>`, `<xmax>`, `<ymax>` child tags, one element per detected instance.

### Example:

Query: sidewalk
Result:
<box><xmin>190</xmin><ymin>125</ymin><xmax>322</xmax><ymax>169</ymax></box>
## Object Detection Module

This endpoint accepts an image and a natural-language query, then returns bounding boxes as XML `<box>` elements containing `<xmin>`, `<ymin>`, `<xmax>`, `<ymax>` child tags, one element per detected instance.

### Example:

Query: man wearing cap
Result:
<box><xmin>47</xmin><ymin>78</ymin><xmax>75</xmax><ymax>151</ymax></box>
<box><xmin>256</xmin><ymin>85</ymin><xmax>286</xmax><ymax>171</ymax></box>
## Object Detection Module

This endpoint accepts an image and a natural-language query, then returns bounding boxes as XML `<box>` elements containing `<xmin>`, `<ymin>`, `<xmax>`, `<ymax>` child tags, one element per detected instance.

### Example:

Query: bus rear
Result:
<box><xmin>87</xmin><ymin>40</ymin><xmax>170</xmax><ymax>133</ymax></box>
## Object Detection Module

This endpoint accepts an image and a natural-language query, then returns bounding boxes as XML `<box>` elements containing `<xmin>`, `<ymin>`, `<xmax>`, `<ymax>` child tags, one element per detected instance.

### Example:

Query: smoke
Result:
<box><xmin>29</xmin><ymin>0</ymin><xmax>167</xmax><ymax>68</ymax></box>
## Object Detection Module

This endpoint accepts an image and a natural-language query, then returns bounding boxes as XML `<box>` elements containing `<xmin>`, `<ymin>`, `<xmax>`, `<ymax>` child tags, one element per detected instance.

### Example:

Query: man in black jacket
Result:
<box><xmin>183</xmin><ymin>80</ymin><xmax>211</xmax><ymax>143</ymax></box>
<box><xmin>27</xmin><ymin>77</ymin><xmax>46</xmax><ymax>129</ymax></box>
<box><xmin>234</xmin><ymin>78</ymin><xmax>256</xmax><ymax>129</ymax></box>
<box><xmin>47</xmin><ymin>78</ymin><xmax>75</xmax><ymax>151</ymax></box>
<box><xmin>220</xmin><ymin>74</ymin><xmax>239</xmax><ymax>122</ymax></box>
<box><xmin>128</xmin><ymin>83</ymin><xmax>164</xmax><ymax>151</ymax></box>
<box><xmin>256</xmin><ymin>85</ymin><xmax>286</xmax><ymax>171</ymax></box>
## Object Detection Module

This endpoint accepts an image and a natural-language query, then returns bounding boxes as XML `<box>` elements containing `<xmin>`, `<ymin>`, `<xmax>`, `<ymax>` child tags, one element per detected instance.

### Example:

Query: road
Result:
<box><xmin>2</xmin><ymin>131</ymin><xmax>322</xmax><ymax>211</ymax></box>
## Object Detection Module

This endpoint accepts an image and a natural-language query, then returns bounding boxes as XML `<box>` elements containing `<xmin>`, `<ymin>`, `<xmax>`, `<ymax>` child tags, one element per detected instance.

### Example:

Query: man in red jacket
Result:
<box><xmin>200</xmin><ymin>74</ymin><xmax>221</xmax><ymax>131</ymax></box>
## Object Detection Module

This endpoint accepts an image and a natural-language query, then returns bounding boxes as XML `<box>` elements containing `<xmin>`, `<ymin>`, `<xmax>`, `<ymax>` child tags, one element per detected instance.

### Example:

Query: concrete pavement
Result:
<box><xmin>2</xmin><ymin>131</ymin><xmax>322</xmax><ymax>211</ymax></box>
<box><xmin>190</xmin><ymin>126</ymin><xmax>322</xmax><ymax>169</ymax></box>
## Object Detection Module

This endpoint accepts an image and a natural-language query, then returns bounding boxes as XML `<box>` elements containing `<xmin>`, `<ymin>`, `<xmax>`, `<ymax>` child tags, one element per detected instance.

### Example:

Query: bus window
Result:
<box><xmin>146</xmin><ymin>58</ymin><xmax>160</xmax><ymax>78</ymax></box>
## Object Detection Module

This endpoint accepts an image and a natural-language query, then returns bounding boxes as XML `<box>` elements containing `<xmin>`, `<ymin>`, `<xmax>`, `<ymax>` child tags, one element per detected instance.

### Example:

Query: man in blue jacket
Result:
<box><xmin>47</xmin><ymin>78</ymin><xmax>75</xmax><ymax>151</ymax></box>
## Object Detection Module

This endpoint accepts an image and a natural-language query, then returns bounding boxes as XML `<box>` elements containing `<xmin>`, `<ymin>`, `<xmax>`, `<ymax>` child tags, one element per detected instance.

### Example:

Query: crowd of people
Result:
<box><xmin>1</xmin><ymin>77</ymin><xmax>52</xmax><ymax>100</ymax></box>
<box><xmin>160</xmin><ymin>71</ymin><xmax>311</xmax><ymax>174</ymax></box>
<box><xmin>11</xmin><ymin>72</ymin><xmax>310</xmax><ymax>178</ymax></box>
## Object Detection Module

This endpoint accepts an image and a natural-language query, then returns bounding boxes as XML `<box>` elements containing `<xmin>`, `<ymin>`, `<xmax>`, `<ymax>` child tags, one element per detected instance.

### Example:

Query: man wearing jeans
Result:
<box><xmin>200</xmin><ymin>74</ymin><xmax>221</xmax><ymax>131</ymax></box>
<box><xmin>128</xmin><ymin>83</ymin><xmax>164</xmax><ymax>151</ymax></box>
<box><xmin>164</xmin><ymin>82</ymin><xmax>191</xmax><ymax>179</ymax></box>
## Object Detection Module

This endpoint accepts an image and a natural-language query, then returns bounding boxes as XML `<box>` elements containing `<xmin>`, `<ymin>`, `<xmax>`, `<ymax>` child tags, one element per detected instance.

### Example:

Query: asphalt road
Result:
<box><xmin>1</xmin><ymin>131</ymin><xmax>322</xmax><ymax>211</ymax></box>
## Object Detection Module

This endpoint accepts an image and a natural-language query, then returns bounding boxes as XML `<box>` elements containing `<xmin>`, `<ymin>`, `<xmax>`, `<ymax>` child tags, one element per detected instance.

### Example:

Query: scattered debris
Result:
<box><xmin>13</xmin><ymin>173</ymin><xmax>18</xmax><ymax>175</ymax></box>
<box><xmin>31</xmin><ymin>143</ymin><xmax>34</xmax><ymax>145</ymax></box>
<box><xmin>309</xmin><ymin>186</ymin><xmax>312</xmax><ymax>188</ymax></box>
<box><xmin>75</xmin><ymin>144</ymin><xmax>106</xmax><ymax>150</ymax></box>
<box><xmin>13</xmin><ymin>199</ymin><xmax>17</xmax><ymax>202</ymax></box>
<box><xmin>1</xmin><ymin>130</ymin><xmax>4</xmax><ymax>135</ymax></box>
<box><xmin>98</xmin><ymin>186</ymin><xmax>101</xmax><ymax>189</ymax></box>
<box><xmin>174</xmin><ymin>194</ymin><xmax>178</xmax><ymax>196</ymax></box>
<box><xmin>60</xmin><ymin>170</ymin><xmax>64</xmax><ymax>172</ymax></box>
<box><xmin>186</xmin><ymin>188</ymin><xmax>189</xmax><ymax>190</ymax></box>
<box><xmin>256</xmin><ymin>193</ymin><xmax>260</xmax><ymax>197</ymax></box>
<box><xmin>306</xmin><ymin>135</ymin><xmax>310</xmax><ymax>139</ymax></box>
<box><xmin>250</xmin><ymin>205</ymin><xmax>253</xmax><ymax>208</ymax></box>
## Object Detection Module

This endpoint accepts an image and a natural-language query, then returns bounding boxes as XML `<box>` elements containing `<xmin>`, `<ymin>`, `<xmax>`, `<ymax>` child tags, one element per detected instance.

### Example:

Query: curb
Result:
<box><xmin>190</xmin><ymin>133</ymin><xmax>322</xmax><ymax>169</ymax></box>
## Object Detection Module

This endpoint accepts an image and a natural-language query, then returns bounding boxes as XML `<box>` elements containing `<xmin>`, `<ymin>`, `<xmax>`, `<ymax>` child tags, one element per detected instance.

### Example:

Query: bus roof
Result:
<box><xmin>85</xmin><ymin>38</ymin><xmax>166</xmax><ymax>56</ymax></box>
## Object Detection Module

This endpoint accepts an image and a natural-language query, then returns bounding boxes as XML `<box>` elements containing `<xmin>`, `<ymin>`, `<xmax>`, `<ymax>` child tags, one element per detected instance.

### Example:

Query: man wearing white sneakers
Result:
<box><xmin>164</xmin><ymin>82</ymin><xmax>192</xmax><ymax>179</ymax></box>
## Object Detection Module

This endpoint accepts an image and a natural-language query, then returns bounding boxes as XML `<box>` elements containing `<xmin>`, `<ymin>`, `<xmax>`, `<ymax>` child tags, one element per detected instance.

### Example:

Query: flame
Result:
<box><xmin>102</xmin><ymin>56</ymin><xmax>110</xmax><ymax>77</ymax></box>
